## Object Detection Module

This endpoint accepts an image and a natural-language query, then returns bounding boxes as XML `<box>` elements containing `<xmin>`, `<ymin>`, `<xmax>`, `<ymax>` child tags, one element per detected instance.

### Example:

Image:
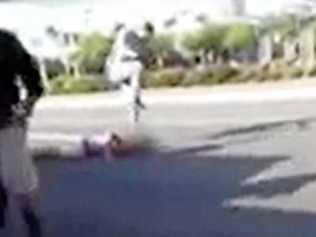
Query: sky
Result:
<box><xmin>1</xmin><ymin>0</ymin><xmax>297</xmax><ymax>15</ymax></box>
<box><xmin>9</xmin><ymin>0</ymin><xmax>298</xmax><ymax>15</ymax></box>
<box><xmin>0</xmin><ymin>0</ymin><xmax>311</xmax><ymax>34</ymax></box>
<box><xmin>1</xmin><ymin>0</ymin><xmax>311</xmax><ymax>58</ymax></box>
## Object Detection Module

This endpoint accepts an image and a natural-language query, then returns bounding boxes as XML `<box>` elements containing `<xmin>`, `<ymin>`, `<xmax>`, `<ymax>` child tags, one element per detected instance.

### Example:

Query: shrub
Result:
<box><xmin>49</xmin><ymin>61</ymin><xmax>309</xmax><ymax>95</ymax></box>
<box><xmin>43</xmin><ymin>59</ymin><xmax>66</xmax><ymax>79</ymax></box>
<box><xmin>193</xmin><ymin>66</ymin><xmax>240</xmax><ymax>85</ymax></box>
<box><xmin>181</xmin><ymin>66</ymin><xmax>240</xmax><ymax>86</ymax></box>
<box><xmin>71</xmin><ymin>32</ymin><xmax>113</xmax><ymax>74</ymax></box>
<box><xmin>287</xmin><ymin>67</ymin><xmax>304</xmax><ymax>79</ymax></box>
<box><xmin>181</xmin><ymin>24</ymin><xmax>228</xmax><ymax>67</ymax></box>
<box><xmin>143</xmin><ymin>69</ymin><xmax>185</xmax><ymax>88</ymax></box>
<box><xmin>268</xmin><ymin>69</ymin><xmax>283</xmax><ymax>81</ymax></box>
<box><xmin>224</xmin><ymin>24</ymin><xmax>256</xmax><ymax>51</ymax></box>
<box><xmin>213</xmin><ymin>66</ymin><xmax>240</xmax><ymax>83</ymax></box>
<box><xmin>231</xmin><ymin>69</ymin><xmax>257</xmax><ymax>83</ymax></box>
<box><xmin>50</xmin><ymin>75</ymin><xmax>106</xmax><ymax>94</ymax></box>
<box><xmin>308</xmin><ymin>65</ymin><xmax>316</xmax><ymax>77</ymax></box>
<box><xmin>146</xmin><ymin>67</ymin><xmax>218</xmax><ymax>88</ymax></box>
<box><xmin>253</xmin><ymin>64</ymin><xmax>284</xmax><ymax>82</ymax></box>
<box><xmin>181</xmin><ymin>24</ymin><xmax>227</xmax><ymax>53</ymax></box>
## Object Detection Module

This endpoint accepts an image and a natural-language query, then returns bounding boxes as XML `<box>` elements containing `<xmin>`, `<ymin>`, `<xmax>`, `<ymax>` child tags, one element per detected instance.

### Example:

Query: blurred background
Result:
<box><xmin>1</xmin><ymin>0</ymin><xmax>316</xmax><ymax>94</ymax></box>
<box><xmin>3</xmin><ymin>3</ymin><xmax>316</xmax><ymax>236</ymax></box>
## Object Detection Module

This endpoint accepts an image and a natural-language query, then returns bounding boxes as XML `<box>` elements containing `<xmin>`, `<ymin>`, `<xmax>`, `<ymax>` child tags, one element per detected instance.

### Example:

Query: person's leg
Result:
<box><xmin>0</xmin><ymin>129</ymin><xmax>8</xmax><ymax>229</ymax></box>
<box><xmin>128</xmin><ymin>61</ymin><xmax>145</xmax><ymax>124</ymax></box>
<box><xmin>0</xmin><ymin>124</ymin><xmax>41</xmax><ymax>237</ymax></box>
<box><xmin>112</xmin><ymin>61</ymin><xmax>144</xmax><ymax>125</ymax></box>
<box><xmin>0</xmin><ymin>179</ymin><xmax>8</xmax><ymax>228</ymax></box>
<box><xmin>121</xmin><ymin>80</ymin><xmax>139</xmax><ymax>124</ymax></box>
<box><xmin>130</xmin><ymin>62</ymin><xmax>144</xmax><ymax>109</ymax></box>
<box><xmin>17</xmin><ymin>191</ymin><xmax>41</xmax><ymax>237</ymax></box>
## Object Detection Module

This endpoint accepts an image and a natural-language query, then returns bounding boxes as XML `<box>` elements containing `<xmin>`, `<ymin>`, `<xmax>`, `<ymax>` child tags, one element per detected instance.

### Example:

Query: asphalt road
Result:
<box><xmin>3</xmin><ymin>98</ymin><xmax>316</xmax><ymax>237</ymax></box>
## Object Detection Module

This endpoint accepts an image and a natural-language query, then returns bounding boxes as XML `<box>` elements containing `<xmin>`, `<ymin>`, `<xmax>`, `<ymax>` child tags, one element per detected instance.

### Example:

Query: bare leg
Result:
<box><xmin>130</xmin><ymin>62</ymin><xmax>144</xmax><ymax>124</ymax></box>
<box><xmin>121</xmin><ymin>82</ymin><xmax>139</xmax><ymax>125</ymax></box>
<box><xmin>114</xmin><ymin>61</ymin><xmax>144</xmax><ymax>126</ymax></box>
<box><xmin>0</xmin><ymin>125</ymin><xmax>41</xmax><ymax>237</ymax></box>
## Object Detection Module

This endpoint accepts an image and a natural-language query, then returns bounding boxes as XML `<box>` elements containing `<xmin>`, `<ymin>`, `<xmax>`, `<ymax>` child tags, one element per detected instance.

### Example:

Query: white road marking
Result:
<box><xmin>29</xmin><ymin>132</ymin><xmax>112</xmax><ymax>144</ymax></box>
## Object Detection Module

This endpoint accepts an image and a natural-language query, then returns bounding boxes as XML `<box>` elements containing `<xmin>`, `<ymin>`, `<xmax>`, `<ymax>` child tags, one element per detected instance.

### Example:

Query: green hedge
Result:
<box><xmin>50</xmin><ymin>75</ymin><xmax>107</xmax><ymax>95</ymax></box>
<box><xmin>50</xmin><ymin>63</ymin><xmax>308</xmax><ymax>94</ymax></box>
<box><xmin>143</xmin><ymin>66</ymin><xmax>240</xmax><ymax>88</ymax></box>
<box><xmin>142</xmin><ymin>69</ymin><xmax>185</xmax><ymax>88</ymax></box>
<box><xmin>308</xmin><ymin>65</ymin><xmax>316</xmax><ymax>77</ymax></box>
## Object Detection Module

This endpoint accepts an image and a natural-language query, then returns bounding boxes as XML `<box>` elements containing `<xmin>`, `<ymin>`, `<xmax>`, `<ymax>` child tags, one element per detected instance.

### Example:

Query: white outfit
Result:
<box><xmin>106</xmin><ymin>26</ymin><xmax>146</xmax><ymax>124</ymax></box>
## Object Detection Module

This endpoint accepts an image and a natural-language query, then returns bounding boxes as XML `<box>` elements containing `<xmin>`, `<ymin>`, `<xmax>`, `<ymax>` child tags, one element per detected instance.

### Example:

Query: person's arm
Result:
<box><xmin>13</xmin><ymin>38</ymin><xmax>44</xmax><ymax>115</ymax></box>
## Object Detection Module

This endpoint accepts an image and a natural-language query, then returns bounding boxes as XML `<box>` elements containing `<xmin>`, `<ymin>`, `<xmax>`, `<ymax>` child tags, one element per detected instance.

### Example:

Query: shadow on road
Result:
<box><xmin>238</xmin><ymin>173</ymin><xmax>316</xmax><ymax>199</ymax></box>
<box><xmin>210</xmin><ymin>117</ymin><xmax>315</xmax><ymax>139</ymax></box>
<box><xmin>9</xmin><ymin>141</ymin><xmax>315</xmax><ymax>237</ymax></box>
<box><xmin>207</xmin><ymin>116</ymin><xmax>316</xmax><ymax>146</ymax></box>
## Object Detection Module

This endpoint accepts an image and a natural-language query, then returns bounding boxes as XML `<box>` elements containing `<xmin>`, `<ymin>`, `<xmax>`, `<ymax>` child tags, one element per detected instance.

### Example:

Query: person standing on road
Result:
<box><xmin>105</xmin><ymin>22</ymin><xmax>155</xmax><ymax>124</ymax></box>
<box><xmin>0</xmin><ymin>29</ymin><xmax>44</xmax><ymax>237</ymax></box>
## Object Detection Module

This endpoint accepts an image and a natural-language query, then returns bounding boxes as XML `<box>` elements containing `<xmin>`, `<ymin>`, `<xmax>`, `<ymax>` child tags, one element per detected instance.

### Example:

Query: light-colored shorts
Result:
<box><xmin>107</xmin><ymin>60</ymin><xmax>143</xmax><ymax>84</ymax></box>
<box><xmin>0</xmin><ymin>124</ymin><xmax>38</xmax><ymax>195</ymax></box>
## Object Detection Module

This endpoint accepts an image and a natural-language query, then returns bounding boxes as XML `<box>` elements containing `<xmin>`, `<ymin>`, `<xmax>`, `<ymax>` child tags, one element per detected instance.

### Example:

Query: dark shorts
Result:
<box><xmin>122</xmin><ymin>78</ymin><xmax>131</xmax><ymax>86</ymax></box>
<box><xmin>108</xmin><ymin>78</ymin><xmax>131</xmax><ymax>91</ymax></box>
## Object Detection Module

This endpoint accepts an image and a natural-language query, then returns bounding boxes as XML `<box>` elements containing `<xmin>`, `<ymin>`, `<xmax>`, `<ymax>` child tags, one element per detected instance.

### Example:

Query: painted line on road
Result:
<box><xmin>29</xmin><ymin>133</ymin><xmax>83</xmax><ymax>143</ymax></box>
<box><xmin>29</xmin><ymin>132</ymin><xmax>113</xmax><ymax>144</ymax></box>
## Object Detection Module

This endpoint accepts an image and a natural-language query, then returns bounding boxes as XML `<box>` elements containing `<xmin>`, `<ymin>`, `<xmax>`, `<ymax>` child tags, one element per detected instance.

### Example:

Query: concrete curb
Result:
<box><xmin>37</xmin><ymin>85</ymin><xmax>316</xmax><ymax>109</ymax></box>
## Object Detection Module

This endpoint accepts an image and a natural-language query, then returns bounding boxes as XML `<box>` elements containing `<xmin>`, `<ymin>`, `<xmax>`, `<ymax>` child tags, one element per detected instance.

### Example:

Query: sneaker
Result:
<box><xmin>136</xmin><ymin>97</ymin><xmax>146</xmax><ymax>110</ymax></box>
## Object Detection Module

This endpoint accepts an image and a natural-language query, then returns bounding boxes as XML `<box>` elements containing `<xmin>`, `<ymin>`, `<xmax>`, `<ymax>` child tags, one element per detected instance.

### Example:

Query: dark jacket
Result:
<box><xmin>123</xmin><ymin>30</ymin><xmax>154</xmax><ymax>66</ymax></box>
<box><xmin>0</xmin><ymin>29</ymin><xmax>43</xmax><ymax>126</ymax></box>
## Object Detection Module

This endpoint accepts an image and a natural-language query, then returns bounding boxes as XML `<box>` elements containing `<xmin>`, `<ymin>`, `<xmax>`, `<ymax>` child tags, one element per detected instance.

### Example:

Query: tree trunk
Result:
<box><xmin>73</xmin><ymin>63</ymin><xmax>81</xmax><ymax>79</ymax></box>
<box><xmin>39</xmin><ymin>59</ymin><xmax>50</xmax><ymax>93</ymax></box>
<box><xmin>199</xmin><ymin>49</ymin><xmax>209</xmax><ymax>68</ymax></box>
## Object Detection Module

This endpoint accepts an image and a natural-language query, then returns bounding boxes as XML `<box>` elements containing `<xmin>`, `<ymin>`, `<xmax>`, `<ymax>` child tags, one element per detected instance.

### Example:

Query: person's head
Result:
<box><xmin>144</xmin><ymin>22</ymin><xmax>155</xmax><ymax>37</ymax></box>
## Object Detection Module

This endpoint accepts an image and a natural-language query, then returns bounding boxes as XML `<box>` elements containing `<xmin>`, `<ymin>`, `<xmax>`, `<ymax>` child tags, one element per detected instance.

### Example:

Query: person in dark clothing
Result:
<box><xmin>0</xmin><ymin>29</ymin><xmax>43</xmax><ymax>237</ymax></box>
